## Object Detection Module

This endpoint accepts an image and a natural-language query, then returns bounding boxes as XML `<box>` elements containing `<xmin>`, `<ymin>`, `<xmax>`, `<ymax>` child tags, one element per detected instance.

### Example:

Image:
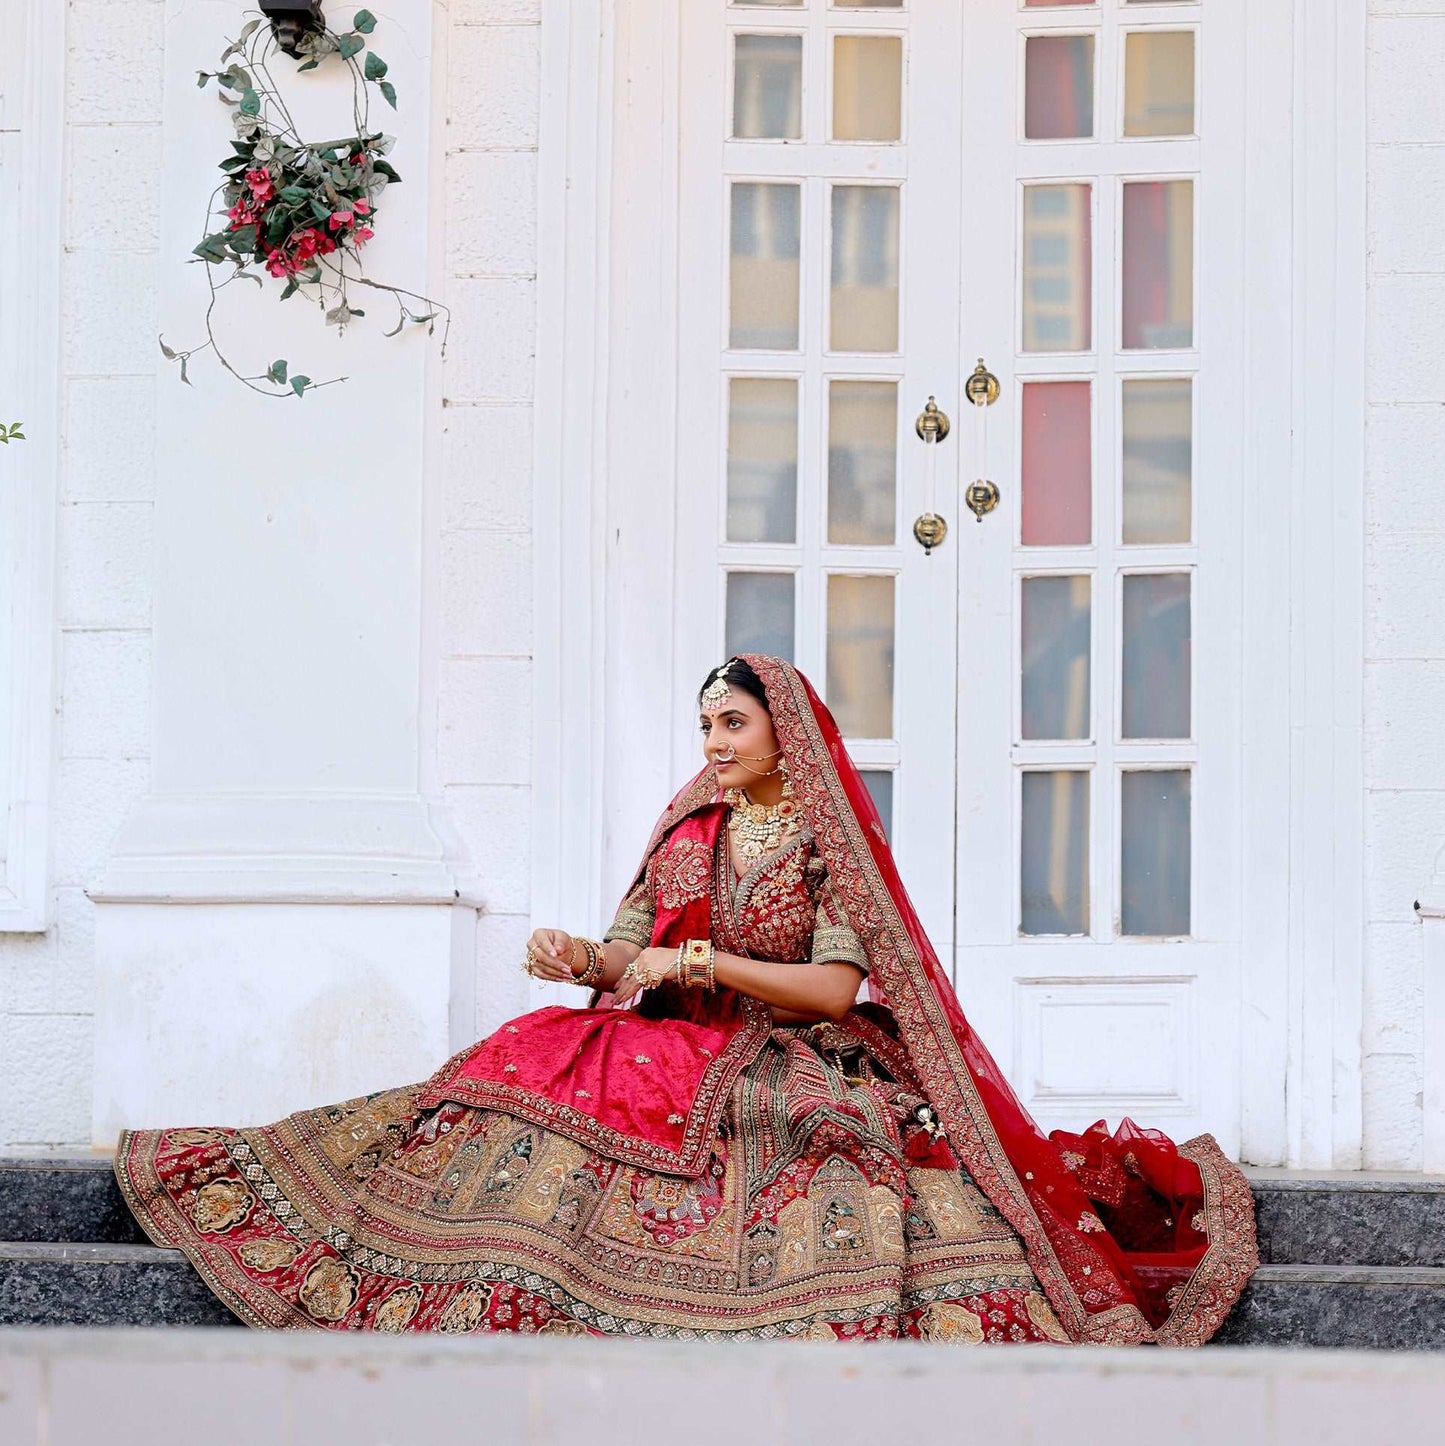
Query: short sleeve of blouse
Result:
<box><xmin>810</xmin><ymin>867</ymin><xmax>868</xmax><ymax>973</ymax></box>
<box><xmin>603</xmin><ymin>854</ymin><xmax>657</xmax><ymax>949</ymax></box>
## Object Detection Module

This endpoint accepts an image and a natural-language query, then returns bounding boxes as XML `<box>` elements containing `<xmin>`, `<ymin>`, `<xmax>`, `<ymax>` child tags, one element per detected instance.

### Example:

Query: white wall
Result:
<box><xmin>0</xmin><ymin>0</ymin><xmax>544</xmax><ymax>1149</ymax></box>
<box><xmin>1363</xmin><ymin>1</ymin><xmax>1445</xmax><ymax>1170</ymax></box>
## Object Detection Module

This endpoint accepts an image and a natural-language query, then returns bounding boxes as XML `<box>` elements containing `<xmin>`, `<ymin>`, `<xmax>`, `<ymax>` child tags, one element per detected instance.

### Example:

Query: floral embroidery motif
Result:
<box><xmin>237</xmin><ymin>1237</ymin><xmax>301</xmax><ymax>1273</ymax></box>
<box><xmin>298</xmin><ymin>1257</ymin><xmax>360</xmax><ymax>1322</ymax></box>
<box><xmin>191</xmin><ymin>1179</ymin><xmax>254</xmax><ymax>1234</ymax></box>
<box><xmin>372</xmin><ymin>1284</ymin><xmax>423</xmax><ymax>1332</ymax></box>
<box><xmin>656</xmin><ymin>835</ymin><xmax>713</xmax><ymax>910</ymax></box>
<box><xmin>1078</xmin><ymin>1212</ymin><xmax>1105</xmax><ymax>1233</ymax></box>
<box><xmin>667</xmin><ymin>1113</ymin><xmax>684</xmax><ymax>1125</ymax></box>
<box><xmin>634</xmin><ymin>1055</ymin><xmax>652</xmax><ymax>1065</ymax></box>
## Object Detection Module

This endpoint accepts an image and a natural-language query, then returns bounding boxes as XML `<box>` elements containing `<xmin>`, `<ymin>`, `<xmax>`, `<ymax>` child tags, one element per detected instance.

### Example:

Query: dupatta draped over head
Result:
<box><xmin>621</xmin><ymin>655</ymin><xmax>1257</xmax><ymax>1346</ymax></box>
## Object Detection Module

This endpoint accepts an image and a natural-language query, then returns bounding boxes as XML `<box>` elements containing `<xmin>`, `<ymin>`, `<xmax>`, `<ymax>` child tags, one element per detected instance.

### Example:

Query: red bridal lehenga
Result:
<box><xmin>116</xmin><ymin>656</ymin><xmax>1257</xmax><ymax>1342</ymax></box>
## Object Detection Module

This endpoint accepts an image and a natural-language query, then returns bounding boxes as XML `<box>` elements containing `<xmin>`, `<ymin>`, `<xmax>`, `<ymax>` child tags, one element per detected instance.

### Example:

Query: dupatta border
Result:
<box><xmin>747</xmin><ymin>654</ymin><xmax>1155</xmax><ymax>1345</ymax></box>
<box><xmin>1154</xmin><ymin>1132</ymin><xmax>1260</xmax><ymax>1347</ymax></box>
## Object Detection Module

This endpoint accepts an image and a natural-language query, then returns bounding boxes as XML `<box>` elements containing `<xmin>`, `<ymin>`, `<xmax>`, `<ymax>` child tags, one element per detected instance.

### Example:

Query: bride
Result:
<box><xmin>116</xmin><ymin>654</ymin><xmax>1256</xmax><ymax>1342</ymax></box>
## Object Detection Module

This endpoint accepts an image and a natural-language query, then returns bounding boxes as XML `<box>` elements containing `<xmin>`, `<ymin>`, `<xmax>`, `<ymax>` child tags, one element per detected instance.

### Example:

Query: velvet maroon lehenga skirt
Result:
<box><xmin>116</xmin><ymin>1015</ymin><xmax>1074</xmax><ymax>1340</ymax></box>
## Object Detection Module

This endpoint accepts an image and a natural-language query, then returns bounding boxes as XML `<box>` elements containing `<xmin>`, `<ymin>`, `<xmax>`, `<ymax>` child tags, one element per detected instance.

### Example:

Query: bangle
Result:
<box><xmin>574</xmin><ymin>937</ymin><xmax>607</xmax><ymax>988</ymax></box>
<box><xmin>681</xmin><ymin>938</ymin><xmax>714</xmax><ymax>992</ymax></box>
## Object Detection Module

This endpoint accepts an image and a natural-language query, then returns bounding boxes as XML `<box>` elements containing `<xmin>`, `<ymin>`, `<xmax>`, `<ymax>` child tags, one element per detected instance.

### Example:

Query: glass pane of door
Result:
<box><xmin>1022</xmin><ymin>183</ymin><xmax>1092</xmax><ymax>352</ymax></box>
<box><xmin>727</xmin><ymin>377</ymin><xmax>798</xmax><ymax>543</ymax></box>
<box><xmin>1021</xmin><ymin>771</ymin><xmax>1090</xmax><ymax>936</ymax></box>
<box><xmin>830</xmin><ymin>185</ymin><xmax>901</xmax><ymax>352</ymax></box>
<box><xmin>826</xmin><ymin>574</ymin><xmax>895</xmax><ymax>737</ymax></box>
<box><xmin>730</xmin><ymin>182</ymin><xmax>801</xmax><ymax>350</ymax></box>
<box><xmin>726</xmin><ymin>572</ymin><xmax>796</xmax><ymax>659</ymax></box>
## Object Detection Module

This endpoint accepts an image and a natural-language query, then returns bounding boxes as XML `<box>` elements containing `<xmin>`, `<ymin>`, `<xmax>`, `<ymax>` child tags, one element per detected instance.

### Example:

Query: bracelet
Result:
<box><xmin>573</xmin><ymin>937</ymin><xmax>607</xmax><ymax>989</ymax></box>
<box><xmin>681</xmin><ymin>938</ymin><xmax>715</xmax><ymax>992</ymax></box>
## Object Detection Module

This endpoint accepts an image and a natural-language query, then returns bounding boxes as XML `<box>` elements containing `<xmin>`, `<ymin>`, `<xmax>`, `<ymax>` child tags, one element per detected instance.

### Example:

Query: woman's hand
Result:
<box><xmin>611</xmin><ymin>946</ymin><xmax>679</xmax><ymax>1005</ymax></box>
<box><xmin>526</xmin><ymin>927</ymin><xmax>577</xmax><ymax>983</ymax></box>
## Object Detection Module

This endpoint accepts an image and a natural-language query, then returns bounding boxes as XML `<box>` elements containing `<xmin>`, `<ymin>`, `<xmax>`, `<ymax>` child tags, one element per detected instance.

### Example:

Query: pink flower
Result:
<box><xmin>264</xmin><ymin>247</ymin><xmax>293</xmax><ymax>278</ymax></box>
<box><xmin>226</xmin><ymin>200</ymin><xmax>259</xmax><ymax>228</ymax></box>
<box><xmin>328</xmin><ymin>210</ymin><xmax>353</xmax><ymax>231</ymax></box>
<box><xmin>245</xmin><ymin>168</ymin><xmax>275</xmax><ymax>203</ymax></box>
<box><xmin>353</xmin><ymin>198</ymin><xmax>371</xmax><ymax>215</ymax></box>
<box><xmin>353</xmin><ymin>226</ymin><xmax>374</xmax><ymax>244</ymax></box>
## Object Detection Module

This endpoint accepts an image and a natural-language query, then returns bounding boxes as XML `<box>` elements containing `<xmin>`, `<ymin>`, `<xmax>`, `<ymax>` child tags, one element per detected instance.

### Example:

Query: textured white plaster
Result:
<box><xmin>438</xmin><ymin>657</ymin><xmax>532</xmax><ymax>785</ymax></box>
<box><xmin>65</xmin><ymin>2</ymin><xmax>165</xmax><ymax>126</ymax></box>
<box><xmin>57</xmin><ymin>503</ymin><xmax>153</xmax><ymax>630</ymax></box>
<box><xmin>59</xmin><ymin>629</ymin><xmax>151</xmax><ymax>760</ymax></box>
<box><xmin>441</xmin><ymin>404</ymin><xmax>534</xmax><ymax>532</ymax></box>
<box><xmin>61</xmin><ymin>249</ymin><xmax>159</xmax><ymax>375</ymax></box>
<box><xmin>1366</xmin><ymin>403</ymin><xmax>1445</xmax><ymax>535</ymax></box>
<box><xmin>1362</xmin><ymin>1050</ymin><xmax>1424</xmax><ymax>1170</ymax></box>
<box><xmin>441</xmin><ymin>529</ymin><xmax>533</xmax><ymax>655</ymax></box>
<box><xmin>445</xmin><ymin>149</ymin><xmax>538</xmax><ymax>275</ymax></box>
<box><xmin>445</xmin><ymin>785</ymin><xmax>531</xmax><ymax>914</ymax></box>
<box><xmin>442</xmin><ymin>278</ymin><xmax>538</xmax><ymax>401</ymax></box>
<box><xmin>1369</xmin><ymin>17</ymin><xmax>1445</xmax><ymax>143</ymax></box>
<box><xmin>50</xmin><ymin>758</ymin><xmax>150</xmax><ymax>891</ymax></box>
<box><xmin>1363</xmin><ymin>920</ymin><xmax>1425</xmax><ymax>1056</ymax></box>
<box><xmin>1364</xmin><ymin>660</ymin><xmax>1445</xmax><ymax>789</ymax></box>
<box><xmin>0</xmin><ymin>1013</ymin><xmax>93</xmax><ymax>1147</ymax></box>
<box><xmin>62</xmin><ymin>378</ymin><xmax>157</xmax><ymax>503</ymax></box>
<box><xmin>1366</xmin><ymin>532</ymin><xmax>1445</xmax><ymax>659</ymax></box>
<box><xmin>1366</xmin><ymin>274</ymin><xmax>1445</xmax><ymax>404</ymax></box>
<box><xmin>64</xmin><ymin>123</ymin><xmax>164</xmax><ymax>251</ymax></box>
<box><xmin>447</xmin><ymin>24</ymin><xmax>541</xmax><ymax>149</ymax></box>
<box><xmin>1364</xmin><ymin>789</ymin><xmax>1445</xmax><ymax>923</ymax></box>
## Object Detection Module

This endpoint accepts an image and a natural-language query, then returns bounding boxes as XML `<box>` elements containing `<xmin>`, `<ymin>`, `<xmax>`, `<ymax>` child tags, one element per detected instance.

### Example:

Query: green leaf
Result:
<box><xmin>354</xmin><ymin>9</ymin><xmax>377</xmax><ymax>34</ymax></box>
<box><xmin>383</xmin><ymin>315</ymin><xmax>405</xmax><ymax>337</ymax></box>
<box><xmin>230</xmin><ymin>140</ymin><xmax>256</xmax><ymax>156</ymax></box>
<box><xmin>192</xmin><ymin>233</ymin><xmax>231</xmax><ymax>263</ymax></box>
<box><xmin>237</xmin><ymin>271</ymin><xmax>263</xmax><ymax>287</ymax></box>
<box><xmin>268</xmin><ymin>359</ymin><xmax>288</xmax><ymax>384</ymax></box>
<box><xmin>372</xmin><ymin>159</ymin><xmax>401</xmax><ymax>183</ymax></box>
<box><xmin>309</xmin><ymin>197</ymin><xmax>332</xmax><ymax>222</ymax></box>
<box><xmin>240</xmin><ymin>17</ymin><xmax>262</xmax><ymax>43</ymax></box>
<box><xmin>297</xmin><ymin>58</ymin><xmax>320</xmax><ymax>72</ymax></box>
<box><xmin>364</xmin><ymin>51</ymin><xmax>388</xmax><ymax>81</ymax></box>
<box><xmin>338</xmin><ymin>33</ymin><xmax>365</xmax><ymax>60</ymax></box>
<box><xmin>179</xmin><ymin>355</ymin><xmax>191</xmax><ymax>387</ymax></box>
<box><xmin>280</xmin><ymin>278</ymin><xmax>300</xmax><ymax>301</ymax></box>
<box><xmin>197</xmin><ymin>71</ymin><xmax>212</xmax><ymax>88</ymax></box>
<box><xmin>229</xmin><ymin>223</ymin><xmax>258</xmax><ymax>253</ymax></box>
<box><xmin>279</xmin><ymin>185</ymin><xmax>310</xmax><ymax>204</ymax></box>
<box><xmin>158</xmin><ymin>337</ymin><xmax>177</xmax><ymax>360</ymax></box>
<box><xmin>379</xmin><ymin>79</ymin><xmax>397</xmax><ymax>110</ymax></box>
<box><xmin>239</xmin><ymin>88</ymin><xmax>260</xmax><ymax>115</ymax></box>
<box><xmin>290</xmin><ymin>375</ymin><xmax>311</xmax><ymax>397</ymax></box>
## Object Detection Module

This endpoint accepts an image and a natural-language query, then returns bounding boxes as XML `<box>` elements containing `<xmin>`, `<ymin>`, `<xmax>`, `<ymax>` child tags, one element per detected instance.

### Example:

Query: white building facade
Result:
<box><xmin>0</xmin><ymin>0</ymin><xmax>1441</xmax><ymax>1173</ymax></box>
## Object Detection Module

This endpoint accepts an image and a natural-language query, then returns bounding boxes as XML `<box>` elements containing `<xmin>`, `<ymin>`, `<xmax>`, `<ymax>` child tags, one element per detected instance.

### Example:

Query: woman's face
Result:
<box><xmin>699</xmin><ymin>688</ymin><xmax>781</xmax><ymax>792</ymax></box>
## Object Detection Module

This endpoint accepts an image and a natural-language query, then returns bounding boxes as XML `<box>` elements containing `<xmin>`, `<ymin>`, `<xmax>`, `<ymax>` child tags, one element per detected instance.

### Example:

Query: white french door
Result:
<box><xmin>673</xmin><ymin>0</ymin><xmax>1244</xmax><ymax>1148</ymax></box>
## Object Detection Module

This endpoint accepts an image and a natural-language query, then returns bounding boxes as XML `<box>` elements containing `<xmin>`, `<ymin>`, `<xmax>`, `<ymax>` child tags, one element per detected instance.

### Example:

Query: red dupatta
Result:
<box><xmin>650</xmin><ymin>655</ymin><xmax>1257</xmax><ymax>1346</ymax></box>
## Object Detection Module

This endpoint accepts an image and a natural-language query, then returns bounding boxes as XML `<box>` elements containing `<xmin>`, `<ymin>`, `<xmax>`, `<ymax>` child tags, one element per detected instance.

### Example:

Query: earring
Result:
<box><xmin>778</xmin><ymin>755</ymin><xmax>794</xmax><ymax>797</ymax></box>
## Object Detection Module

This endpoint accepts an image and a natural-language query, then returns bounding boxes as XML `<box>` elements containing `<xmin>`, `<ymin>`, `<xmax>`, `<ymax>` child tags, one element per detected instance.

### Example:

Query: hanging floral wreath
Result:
<box><xmin>159</xmin><ymin>9</ymin><xmax>448</xmax><ymax>399</ymax></box>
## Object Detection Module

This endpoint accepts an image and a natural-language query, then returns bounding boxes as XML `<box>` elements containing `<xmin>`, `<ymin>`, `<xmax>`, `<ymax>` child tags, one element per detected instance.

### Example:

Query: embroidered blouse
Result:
<box><xmin>604</xmin><ymin>821</ymin><xmax>867</xmax><ymax>972</ymax></box>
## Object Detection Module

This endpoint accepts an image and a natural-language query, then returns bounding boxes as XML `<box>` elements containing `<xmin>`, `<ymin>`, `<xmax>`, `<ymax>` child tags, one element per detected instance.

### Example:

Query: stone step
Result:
<box><xmin>1248</xmin><ymin>1170</ymin><xmax>1445</xmax><ymax>1268</ymax></box>
<box><xmin>5</xmin><ymin>1157</ymin><xmax>1445</xmax><ymax>1266</ymax></box>
<box><xmin>1</xmin><ymin>1242</ymin><xmax>1443</xmax><ymax>1345</ymax></box>
<box><xmin>0</xmin><ymin>1157</ymin><xmax>145</xmax><ymax>1245</ymax></box>
<box><xmin>0</xmin><ymin>1243</ymin><xmax>239</xmax><ymax>1327</ymax></box>
<box><xmin>1212</xmin><ymin>1264</ymin><xmax>1445</xmax><ymax>1350</ymax></box>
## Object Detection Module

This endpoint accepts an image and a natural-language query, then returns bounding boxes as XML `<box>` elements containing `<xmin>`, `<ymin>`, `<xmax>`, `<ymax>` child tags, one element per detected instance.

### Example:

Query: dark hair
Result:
<box><xmin>697</xmin><ymin>657</ymin><xmax>770</xmax><ymax>711</ymax></box>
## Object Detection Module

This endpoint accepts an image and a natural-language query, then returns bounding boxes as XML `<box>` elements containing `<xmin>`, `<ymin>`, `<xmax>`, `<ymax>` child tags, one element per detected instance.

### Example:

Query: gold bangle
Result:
<box><xmin>681</xmin><ymin>938</ymin><xmax>712</xmax><ymax>990</ymax></box>
<box><xmin>574</xmin><ymin>937</ymin><xmax>606</xmax><ymax>988</ymax></box>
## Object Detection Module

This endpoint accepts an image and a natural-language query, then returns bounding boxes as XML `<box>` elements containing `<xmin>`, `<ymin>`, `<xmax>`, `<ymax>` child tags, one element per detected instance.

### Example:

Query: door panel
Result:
<box><xmin>677</xmin><ymin>0</ymin><xmax>1243</xmax><ymax>1148</ymax></box>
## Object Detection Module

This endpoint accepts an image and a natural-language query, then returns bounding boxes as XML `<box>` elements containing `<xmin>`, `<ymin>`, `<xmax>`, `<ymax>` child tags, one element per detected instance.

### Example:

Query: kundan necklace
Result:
<box><xmin>724</xmin><ymin>781</ymin><xmax>801</xmax><ymax>865</ymax></box>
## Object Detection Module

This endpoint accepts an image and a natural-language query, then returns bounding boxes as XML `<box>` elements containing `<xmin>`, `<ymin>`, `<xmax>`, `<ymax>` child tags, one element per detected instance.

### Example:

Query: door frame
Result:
<box><xmin>529</xmin><ymin>0</ymin><xmax>1369</xmax><ymax>1168</ymax></box>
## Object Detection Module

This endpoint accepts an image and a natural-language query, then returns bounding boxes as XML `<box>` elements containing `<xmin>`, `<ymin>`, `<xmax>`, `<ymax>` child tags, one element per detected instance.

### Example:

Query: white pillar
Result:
<box><xmin>1419</xmin><ymin>847</ymin><xmax>1445</xmax><ymax>1173</ymax></box>
<box><xmin>89</xmin><ymin>1</ymin><xmax>476</xmax><ymax>1142</ymax></box>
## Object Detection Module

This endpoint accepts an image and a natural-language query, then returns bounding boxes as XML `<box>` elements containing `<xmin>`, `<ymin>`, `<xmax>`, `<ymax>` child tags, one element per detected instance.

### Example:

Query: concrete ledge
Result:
<box><xmin>3</xmin><ymin>1330</ymin><xmax>1445</xmax><ymax>1445</ymax></box>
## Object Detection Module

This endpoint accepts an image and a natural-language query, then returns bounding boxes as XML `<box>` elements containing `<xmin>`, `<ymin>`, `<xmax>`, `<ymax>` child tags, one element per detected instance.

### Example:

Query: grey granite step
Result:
<box><xmin>0</xmin><ymin>1157</ymin><xmax>144</xmax><ymax>1245</ymax></box>
<box><xmin>1213</xmin><ymin>1264</ymin><xmax>1445</xmax><ymax>1349</ymax></box>
<box><xmin>0</xmin><ymin>1243</ymin><xmax>239</xmax><ymax>1327</ymax></box>
<box><xmin>6</xmin><ymin>1157</ymin><xmax>1445</xmax><ymax>1267</ymax></box>
<box><xmin>1</xmin><ymin>1242</ymin><xmax>1443</xmax><ymax>1344</ymax></box>
<box><xmin>1248</xmin><ymin>1170</ymin><xmax>1445</xmax><ymax>1268</ymax></box>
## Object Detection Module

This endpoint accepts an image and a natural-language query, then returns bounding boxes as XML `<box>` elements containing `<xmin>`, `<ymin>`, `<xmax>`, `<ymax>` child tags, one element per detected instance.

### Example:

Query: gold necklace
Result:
<box><xmin>725</xmin><ymin>785</ymin><xmax>801</xmax><ymax>864</ymax></box>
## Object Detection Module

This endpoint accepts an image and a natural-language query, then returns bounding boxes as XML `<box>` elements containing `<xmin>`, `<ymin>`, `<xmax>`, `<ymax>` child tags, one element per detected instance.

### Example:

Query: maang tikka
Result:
<box><xmin>700</xmin><ymin>663</ymin><xmax>736</xmax><ymax>711</ymax></box>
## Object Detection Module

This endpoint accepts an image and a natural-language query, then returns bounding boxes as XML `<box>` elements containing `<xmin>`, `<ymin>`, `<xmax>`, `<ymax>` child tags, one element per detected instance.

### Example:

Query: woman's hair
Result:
<box><xmin>697</xmin><ymin>656</ymin><xmax>770</xmax><ymax>711</ymax></box>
